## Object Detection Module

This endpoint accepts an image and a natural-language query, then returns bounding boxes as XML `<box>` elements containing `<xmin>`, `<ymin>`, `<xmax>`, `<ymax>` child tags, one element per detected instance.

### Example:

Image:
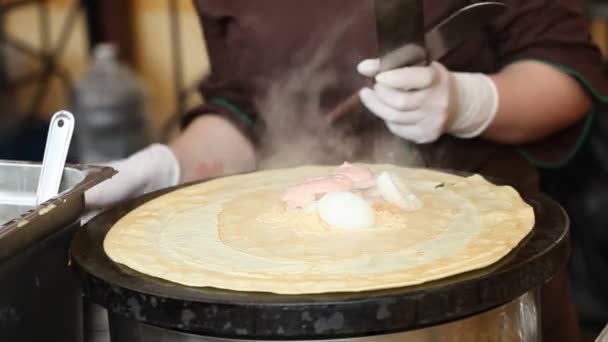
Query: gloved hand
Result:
<box><xmin>357</xmin><ymin>59</ymin><xmax>499</xmax><ymax>144</ymax></box>
<box><xmin>84</xmin><ymin>144</ymin><xmax>181</xmax><ymax>209</ymax></box>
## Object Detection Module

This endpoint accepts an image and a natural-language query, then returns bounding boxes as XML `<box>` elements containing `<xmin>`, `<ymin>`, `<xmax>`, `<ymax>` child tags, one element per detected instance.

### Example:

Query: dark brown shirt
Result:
<box><xmin>184</xmin><ymin>0</ymin><xmax>608</xmax><ymax>190</ymax></box>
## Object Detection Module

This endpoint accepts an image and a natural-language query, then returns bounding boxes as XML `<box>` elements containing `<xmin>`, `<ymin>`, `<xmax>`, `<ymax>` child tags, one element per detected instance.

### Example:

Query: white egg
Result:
<box><xmin>317</xmin><ymin>192</ymin><xmax>375</xmax><ymax>230</ymax></box>
<box><xmin>376</xmin><ymin>172</ymin><xmax>423</xmax><ymax>211</ymax></box>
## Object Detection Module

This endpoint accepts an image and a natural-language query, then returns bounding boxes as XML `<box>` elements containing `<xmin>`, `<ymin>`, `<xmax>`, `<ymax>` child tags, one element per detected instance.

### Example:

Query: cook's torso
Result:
<box><xmin>194</xmin><ymin>0</ymin><xmax>538</xmax><ymax>190</ymax></box>
<box><xmin>195</xmin><ymin>0</ymin><xmax>498</xmax><ymax>96</ymax></box>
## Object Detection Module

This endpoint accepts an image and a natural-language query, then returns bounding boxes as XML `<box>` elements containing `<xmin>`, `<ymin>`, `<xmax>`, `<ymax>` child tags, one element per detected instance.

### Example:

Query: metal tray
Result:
<box><xmin>0</xmin><ymin>160</ymin><xmax>114</xmax><ymax>262</ymax></box>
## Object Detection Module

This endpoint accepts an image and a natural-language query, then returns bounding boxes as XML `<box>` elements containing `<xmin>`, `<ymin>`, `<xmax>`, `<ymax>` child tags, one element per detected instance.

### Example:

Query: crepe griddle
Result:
<box><xmin>70</xmin><ymin>181</ymin><xmax>569</xmax><ymax>340</ymax></box>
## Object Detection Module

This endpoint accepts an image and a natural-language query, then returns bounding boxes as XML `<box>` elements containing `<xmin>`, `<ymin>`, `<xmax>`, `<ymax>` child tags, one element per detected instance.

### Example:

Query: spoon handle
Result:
<box><xmin>36</xmin><ymin>110</ymin><xmax>75</xmax><ymax>205</ymax></box>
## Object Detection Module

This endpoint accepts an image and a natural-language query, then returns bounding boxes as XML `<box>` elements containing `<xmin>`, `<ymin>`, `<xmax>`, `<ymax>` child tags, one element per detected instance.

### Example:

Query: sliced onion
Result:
<box><xmin>303</xmin><ymin>201</ymin><xmax>318</xmax><ymax>213</ymax></box>
<box><xmin>376</xmin><ymin>172</ymin><xmax>423</xmax><ymax>211</ymax></box>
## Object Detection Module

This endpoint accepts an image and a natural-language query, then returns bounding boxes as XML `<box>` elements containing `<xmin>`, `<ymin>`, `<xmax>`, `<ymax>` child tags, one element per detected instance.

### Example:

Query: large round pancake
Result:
<box><xmin>103</xmin><ymin>164</ymin><xmax>534</xmax><ymax>294</ymax></box>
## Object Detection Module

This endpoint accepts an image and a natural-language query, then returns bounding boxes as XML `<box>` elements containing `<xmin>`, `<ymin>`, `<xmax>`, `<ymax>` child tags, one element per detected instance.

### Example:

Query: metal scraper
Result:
<box><xmin>376</xmin><ymin>1</ymin><xmax>507</xmax><ymax>72</ymax></box>
<box><xmin>374</xmin><ymin>0</ymin><xmax>427</xmax><ymax>72</ymax></box>
<box><xmin>425</xmin><ymin>2</ymin><xmax>507</xmax><ymax>61</ymax></box>
<box><xmin>327</xmin><ymin>1</ymin><xmax>507</xmax><ymax>123</ymax></box>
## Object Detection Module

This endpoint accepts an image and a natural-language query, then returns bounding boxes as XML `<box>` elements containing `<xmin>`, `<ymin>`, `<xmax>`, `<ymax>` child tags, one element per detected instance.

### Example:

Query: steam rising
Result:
<box><xmin>254</xmin><ymin>12</ymin><xmax>421</xmax><ymax>170</ymax></box>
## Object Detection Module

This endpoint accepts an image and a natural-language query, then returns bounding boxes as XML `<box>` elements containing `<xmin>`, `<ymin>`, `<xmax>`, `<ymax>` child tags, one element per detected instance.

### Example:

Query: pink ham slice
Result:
<box><xmin>334</xmin><ymin>162</ymin><xmax>376</xmax><ymax>189</ymax></box>
<box><xmin>282</xmin><ymin>162</ymin><xmax>376</xmax><ymax>208</ymax></box>
<box><xmin>282</xmin><ymin>174</ymin><xmax>352</xmax><ymax>208</ymax></box>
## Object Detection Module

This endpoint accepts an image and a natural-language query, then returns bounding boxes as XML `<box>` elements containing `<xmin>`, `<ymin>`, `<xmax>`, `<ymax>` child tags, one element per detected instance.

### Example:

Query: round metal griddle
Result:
<box><xmin>70</xmin><ymin>182</ymin><xmax>569</xmax><ymax>340</ymax></box>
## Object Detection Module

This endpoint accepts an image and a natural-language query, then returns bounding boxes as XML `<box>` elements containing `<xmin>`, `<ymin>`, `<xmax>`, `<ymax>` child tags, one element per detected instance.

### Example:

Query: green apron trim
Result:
<box><xmin>210</xmin><ymin>97</ymin><xmax>255</xmax><ymax>127</ymax></box>
<box><xmin>507</xmin><ymin>58</ymin><xmax>607</xmax><ymax>168</ymax></box>
<box><xmin>507</xmin><ymin>58</ymin><xmax>608</xmax><ymax>103</ymax></box>
<box><xmin>516</xmin><ymin>105</ymin><xmax>595</xmax><ymax>169</ymax></box>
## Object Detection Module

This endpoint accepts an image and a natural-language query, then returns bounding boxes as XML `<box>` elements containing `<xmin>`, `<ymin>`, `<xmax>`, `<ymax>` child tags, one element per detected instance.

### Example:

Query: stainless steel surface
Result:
<box><xmin>0</xmin><ymin>161</ymin><xmax>113</xmax><ymax>341</ymax></box>
<box><xmin>85</xmin><ymin>301</ymin><xmax>111</xmax><ymax>342</ymax></box>
<box><xmin>107</xmin><ymin>292</ymin><xmax>539</xmax><ymax>342</ymax></box>
<box><xmin>0</xmin><ymin>219</ymin><xmax>84</xmax><ymax>342</ymax></box>
<box><xmin>425</xmin><ymin>2</ymin><xmax>507</xmax><ymax>61</ymax></box>
<box><xmin>0</xmin><ymin>162</ymin><xmax>83</xmax><ymax>221</ymax></box>
<box><xmin>0</xmin><ymin>160</ymin><xmax>114</xmax><ymax>262</ymax></box>
<box><xmin>374</xmin><ymin>0</ymin><xmax>426</xmax><ymax>72</ymax></box>
<box><xmin>36</xmin><ymin>110</ymin><xmax>75</xmax><ymax>205</ymax></box>
<box><xmin>598</xmin><ymin>324</ymin><xmax>608</xmax><ymax>342</ymax></box>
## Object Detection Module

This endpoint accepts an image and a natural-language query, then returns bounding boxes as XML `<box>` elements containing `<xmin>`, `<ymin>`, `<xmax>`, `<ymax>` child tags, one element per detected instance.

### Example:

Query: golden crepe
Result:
<box><xmin>104</xmin><ymin>164</ymin><xmax>534</xmax><ymax>294</ymax></box>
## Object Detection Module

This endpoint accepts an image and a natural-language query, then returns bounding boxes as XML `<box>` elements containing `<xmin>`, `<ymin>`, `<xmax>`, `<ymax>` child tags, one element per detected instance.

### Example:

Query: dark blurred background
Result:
<box><xmin>0</xmin><ymin>0</ymin><xmax>205</xmax><ymax>163</ymax></box>
<box><xmin>1</xmin><ymin>1</ymin><xmax>608</xmax><ymax>341</ymax></box>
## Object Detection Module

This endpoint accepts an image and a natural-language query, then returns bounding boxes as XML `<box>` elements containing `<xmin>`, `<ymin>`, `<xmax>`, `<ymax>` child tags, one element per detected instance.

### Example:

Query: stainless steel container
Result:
<box><xmin>0</xmin><ymin>161</ymin><xmax>113</xmax><ymax>342</ymax></box>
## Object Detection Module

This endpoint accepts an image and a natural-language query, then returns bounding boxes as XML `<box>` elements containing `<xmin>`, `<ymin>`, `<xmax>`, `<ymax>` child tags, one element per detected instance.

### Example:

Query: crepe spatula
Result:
<box><xmin>327</xmin><ymin>1</ymin><xmax>507</xmax><ymax>124</ymax></box>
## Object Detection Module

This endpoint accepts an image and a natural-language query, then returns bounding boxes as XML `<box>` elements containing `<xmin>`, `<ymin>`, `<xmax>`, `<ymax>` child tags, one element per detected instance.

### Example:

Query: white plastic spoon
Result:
<box><xmin>35</xmin><ymin>110</ymin><xmax>75</xmax><ymax>205</ymax></box>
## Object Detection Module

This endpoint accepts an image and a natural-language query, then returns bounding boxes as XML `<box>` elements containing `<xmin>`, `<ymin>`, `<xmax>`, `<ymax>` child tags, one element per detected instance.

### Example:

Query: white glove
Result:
<box><xmin>357</xmin><ymin>59</ymin><xmax>499</xmax><ymax>144</ymax></box>
<box><xmin>84</xmin><ymin>144</ymin><xmax>181</xmax><ymax>209</ymax></box>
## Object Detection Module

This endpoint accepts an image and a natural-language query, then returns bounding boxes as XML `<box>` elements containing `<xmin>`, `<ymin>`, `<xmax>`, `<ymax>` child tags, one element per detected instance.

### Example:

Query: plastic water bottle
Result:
<box><xmin>71</xmin><ymin>43</ymin><xmax>149</xmax><ymax>164</ymax></box>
